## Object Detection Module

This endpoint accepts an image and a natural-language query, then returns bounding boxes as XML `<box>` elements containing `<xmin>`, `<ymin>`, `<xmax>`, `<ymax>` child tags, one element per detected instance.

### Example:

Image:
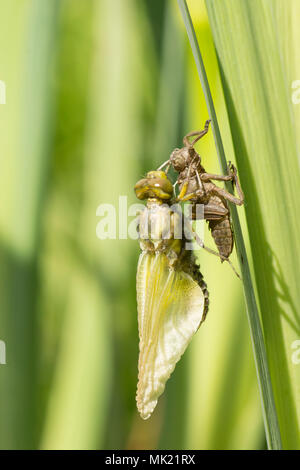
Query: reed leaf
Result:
<box><xmin>205</xmin><ymin>0</ymin><xmax>300</xmax><ymax>449</ymax></box>
<box><xmin>177</xmin><ymin>0</ymin><xmax>282</xmax><ymax>449</ymax></box>
<box><xmin>173</xmin><ymin>1</ymin><xmax>263</xmax><ymax>450</ymax></box>
<box><xmin>0</xmin><ymin>0</ymin><xmax>59</xmax><ymax>449</ymax></box>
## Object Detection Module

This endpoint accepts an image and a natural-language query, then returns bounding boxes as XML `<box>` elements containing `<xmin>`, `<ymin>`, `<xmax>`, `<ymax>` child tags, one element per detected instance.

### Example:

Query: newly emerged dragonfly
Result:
<box><xmin>134</xmin><ymin>170</ymin><xmax>209</xmax><ymax>419</ymax></box>
<box><xmin>159</xmin><ymin>120</ymin><xmax>244</xmax><ymax>262</ymax></box>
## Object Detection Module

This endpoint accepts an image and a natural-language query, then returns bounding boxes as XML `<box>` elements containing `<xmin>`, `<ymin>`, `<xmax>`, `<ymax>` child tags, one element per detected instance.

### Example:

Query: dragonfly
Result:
<box><xmin>158</xmin><ymin>120</ymin><xmax>244</xmax><ymax>267</ymax></box>
<box><xmin>134</xmin><ymin>170</ymin><xmax>209</xmax><ymax>419</ymax></box>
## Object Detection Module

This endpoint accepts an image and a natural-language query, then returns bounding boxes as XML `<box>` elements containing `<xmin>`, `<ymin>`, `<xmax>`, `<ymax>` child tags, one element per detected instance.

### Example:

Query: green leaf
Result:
<box><xmin>177</xmin><ymin>0</ymin><xmax>282</xmax><ymax>449</ymax></box>
<box><xmin>0</xmin><ymin>0</ymin><xmax>59</xmax><ymax>449</ymax></box>
<box><xmin>205</xmin><ymin>0</ymin><xmax>300</xmax><ymax>449</ymax></box>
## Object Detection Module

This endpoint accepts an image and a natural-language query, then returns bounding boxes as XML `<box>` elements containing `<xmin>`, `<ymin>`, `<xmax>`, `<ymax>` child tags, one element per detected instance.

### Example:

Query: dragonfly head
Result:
<box><xmin>170</xmin><ymin>146</ymin><xmax>198</xmax><ymax>172</ymax></box>
<box><xmin>134</xmin><ymin>171</ymin><xmax>173</xmax><ymax>201</ymax></box>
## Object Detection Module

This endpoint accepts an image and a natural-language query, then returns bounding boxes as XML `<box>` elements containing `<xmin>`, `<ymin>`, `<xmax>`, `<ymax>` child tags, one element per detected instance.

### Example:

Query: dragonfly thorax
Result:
<box><xmin>138</xmin><ymin>202</ymin><xmax>182</xmax><ymax>264</ymax></box>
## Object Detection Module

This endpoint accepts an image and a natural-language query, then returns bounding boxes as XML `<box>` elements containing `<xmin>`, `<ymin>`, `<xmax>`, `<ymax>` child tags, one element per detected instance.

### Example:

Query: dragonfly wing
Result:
<box><xmin>136</xmin><ymin>251</ymin><xmax>205</xmax><ymax>420</ymax></box>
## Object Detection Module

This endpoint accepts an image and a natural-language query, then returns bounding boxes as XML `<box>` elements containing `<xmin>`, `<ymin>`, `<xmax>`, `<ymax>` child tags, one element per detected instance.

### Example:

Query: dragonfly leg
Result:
<box><xmin>176</xmin><ymin>157</ymin><xmax>195</xmax><ymax>201</ymax></box>
<box><xmin>183</xmin><ymin>119</ymin><xmax>211</xmax><ymax>147</ymax></box>
<box><xmin>229</xmin><ymin>163</ymin><xmax>244</xmax><ymax>204</ymax></box>
<box><xmin>176</xmin><ymin>157</ymin><xmax>206</xmax><ymax>202</ymax></box>
<box><xmin>201</xmin><ymin>164</ymin><xmax>244</xmax><ymax>206</ymax></box>
<box><xmin>183</xmin><ymin>215</ymin><xmax>241</xmax><ymax>279</ymax></box>
<box><xmin>195</xmin><ymin>169</ymin><xmax>204</xmax><ymax>191</ymax></box>
<box><xmin>211</xmin><ymin>185</ymin><xmax>244</xmax><ymax>206</ymax></box>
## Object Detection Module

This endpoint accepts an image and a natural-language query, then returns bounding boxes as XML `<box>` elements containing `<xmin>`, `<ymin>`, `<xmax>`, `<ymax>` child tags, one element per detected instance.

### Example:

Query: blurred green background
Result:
<box><xmin>0</xmin><ymin>0</ymin><xmax>265</xmax><ymax>449</ymax></box>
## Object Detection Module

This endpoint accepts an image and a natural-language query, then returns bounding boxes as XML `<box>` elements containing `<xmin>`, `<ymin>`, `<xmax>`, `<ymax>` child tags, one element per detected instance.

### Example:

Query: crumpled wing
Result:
<box><xmin>136</xmin><ymin>251</ymin><xmax>205</xmax><ymax>420</ymax></box>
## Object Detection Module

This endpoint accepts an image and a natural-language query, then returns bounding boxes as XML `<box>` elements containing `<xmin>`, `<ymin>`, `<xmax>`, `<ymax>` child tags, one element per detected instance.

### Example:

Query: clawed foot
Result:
<box><xmin>227</xmin><ymin>161</ymin><xmax>237</xmax><ymax>182</ymax></box>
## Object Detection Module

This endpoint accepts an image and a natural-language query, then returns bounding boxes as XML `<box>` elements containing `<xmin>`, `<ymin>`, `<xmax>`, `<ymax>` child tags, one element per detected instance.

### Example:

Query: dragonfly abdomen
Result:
<box><xmin>208</xmin><ymin>215</ymin><xmax>233</xmax><ymax>260</ymax></box>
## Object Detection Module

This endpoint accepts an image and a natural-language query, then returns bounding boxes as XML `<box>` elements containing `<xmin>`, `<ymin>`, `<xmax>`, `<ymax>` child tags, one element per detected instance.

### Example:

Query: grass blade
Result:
<box><xmin>177</xmin><ymin>0</ymin><xmax>282</xmax><ymax>449</ymax></box>
<box><xmin>0</xmin><ymin>0</ymin><xmax>59</xmax><ymax>449</ymax></box>
<box><xmin>205</xmin><ymin>0</ymin><xmax>300</xmax><ymax>449</ymax></box>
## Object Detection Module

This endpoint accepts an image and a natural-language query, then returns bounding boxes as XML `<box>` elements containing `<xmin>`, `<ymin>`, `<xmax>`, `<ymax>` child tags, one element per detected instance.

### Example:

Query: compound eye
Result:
<box><xmin>174</xmin><ymin>157</ymin><xmax>185</xmax><ymax>171</ymax></box>
<box><xmin>170</xmin><ymin>149</ymin><xmax>186</xmax><ymax>171</ymax></box>
<box><xmin>134</xmin><ymin>174</ymin><xmax>173</xmax><ymax>200</ymax></box>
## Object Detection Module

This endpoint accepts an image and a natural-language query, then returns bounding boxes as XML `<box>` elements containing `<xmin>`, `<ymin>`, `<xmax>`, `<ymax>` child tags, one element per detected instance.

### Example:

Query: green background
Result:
<box><xmin>2</xmin><ymin>0</ymin><xmax>295</xmax><ymax>449</ymax></box>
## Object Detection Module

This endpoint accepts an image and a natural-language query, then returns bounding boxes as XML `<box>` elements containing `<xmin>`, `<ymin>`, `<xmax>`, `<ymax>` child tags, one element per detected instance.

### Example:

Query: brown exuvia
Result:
<box><xmin>159</xmin><ymin>120</ymin><xmax>244</xmax><ymax>261</ymax></box>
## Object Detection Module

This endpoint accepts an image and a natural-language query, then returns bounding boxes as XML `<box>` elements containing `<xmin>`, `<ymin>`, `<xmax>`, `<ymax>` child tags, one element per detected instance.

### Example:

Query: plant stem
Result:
<box><xmin>177</xmin><ymin>0</ymin><xmax>282</xmax><ymax>450</ymax></box>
